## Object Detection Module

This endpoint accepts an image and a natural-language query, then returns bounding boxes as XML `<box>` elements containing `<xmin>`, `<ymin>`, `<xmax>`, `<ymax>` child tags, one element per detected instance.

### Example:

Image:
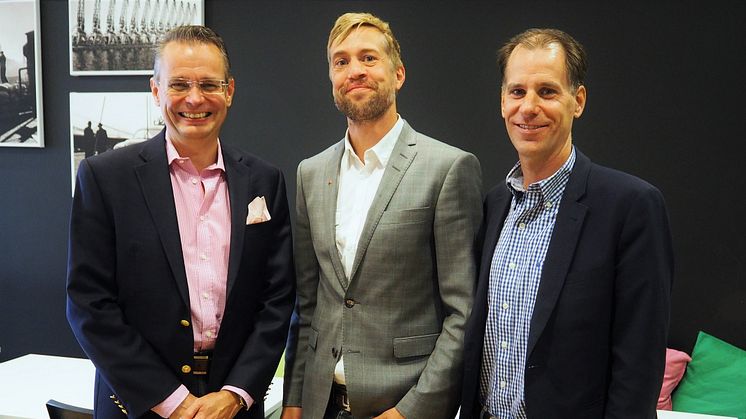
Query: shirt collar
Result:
<box><xmin>166</xmin><ymin>137</ymin><xmax>226</xmax><ymax>172</ymax></box>
<box><xmin>505</xmin><ymin>146</ymin><xmax>576</xmax><ymax>201</ymax></box>
<box><xmin>342</xmin><ymin>115</ymin><xmax>404</xmax><ymax>169</ymax></box>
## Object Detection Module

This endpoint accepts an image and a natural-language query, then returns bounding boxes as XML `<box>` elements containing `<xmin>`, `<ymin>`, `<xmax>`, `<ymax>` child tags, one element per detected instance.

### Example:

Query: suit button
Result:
<box><xmin>181</xmin><ymin>365</ymin><xmax>192</xmax><ymax>374</ymax></box>
<box><xmin>332</xmin><ymin>347</ymin><xmax>338</xmax><ymax>357</ymax></box>
<box><xmin>180</xmin><ymin>319</ymin><xmax>190</xmax><ymax>327</ymax></box>
<box><xmin>344</xmin><ymin>299</ymin><xmax>355</xmax><ymax>308</ymax></box>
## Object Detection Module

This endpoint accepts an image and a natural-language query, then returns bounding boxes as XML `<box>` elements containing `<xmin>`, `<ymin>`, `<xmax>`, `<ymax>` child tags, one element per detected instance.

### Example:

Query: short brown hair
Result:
<box><xmin>497</xmin><ymin>28</ymin><xmax>587</xmax><ymax>91</ymax></box>
<box><xmin>153</xmin><ymin>25</ymin><xmax>231</xmax><ymax>80</ymax></box>
<box><xmin>327</xmin><ymin>12</ymin><xmax>403</xmax><ymax>70</ymax></box>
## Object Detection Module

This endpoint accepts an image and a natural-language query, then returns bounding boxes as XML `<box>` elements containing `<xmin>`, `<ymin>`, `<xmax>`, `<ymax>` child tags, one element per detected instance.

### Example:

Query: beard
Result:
<box><xmin>334</xmin><ymin>80</ymin><xmax>396</xmax><ymax>122</ymax></box>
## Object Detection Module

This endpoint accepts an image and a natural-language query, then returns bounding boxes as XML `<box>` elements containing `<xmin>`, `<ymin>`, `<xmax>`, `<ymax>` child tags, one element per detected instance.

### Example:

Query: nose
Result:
<box><xmin>184</xmin><ymin>84</ymin><xmax>206</xmax><ymax>105</ymax></box>
<box><xmin>519</xmin><ymin>91</ymin><xmax>540</xmax><ymax>116</ymax></box>
<box><xmin>347</xmin><ymin>58</ymin><xmax>367</xmax><ymax>79</ymax></box>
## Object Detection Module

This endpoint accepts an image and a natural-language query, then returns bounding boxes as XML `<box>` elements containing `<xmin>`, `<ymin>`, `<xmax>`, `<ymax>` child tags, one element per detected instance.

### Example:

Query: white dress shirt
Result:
<box><xmin>333</xmin><ymin>116</ymin><xmax>404</xmax><ymax>384</ymax></box>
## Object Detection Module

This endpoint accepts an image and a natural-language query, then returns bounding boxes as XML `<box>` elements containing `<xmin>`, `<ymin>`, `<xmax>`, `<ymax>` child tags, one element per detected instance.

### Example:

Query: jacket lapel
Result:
<box><xmin>134</xmin><ymin>133</ymin><xmax>190</xmax><ymax>307</ymax></box>
<box><xmin>324</xmin><ymin>141</ymin><xmax>348</xmax><ymax>289</ymax></box>
<box><xmin>347</xmin><ymin>122</ymin><xmax>417</xmax><ymax>284</ymax></box>
<box><xmin>526</xmin><ymin>150</ymin><xmax>591</xmax><ymax>357</ymax></box>
<box><xmin>222</xmin><ymin>144</ymin><xmax>253</xmax><ymax>297</ymax></box>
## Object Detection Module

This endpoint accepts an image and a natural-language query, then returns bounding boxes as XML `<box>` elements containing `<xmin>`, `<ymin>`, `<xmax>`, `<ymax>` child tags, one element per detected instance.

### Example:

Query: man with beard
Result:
<box><xmin>282</xmin><ymin>12</ymin><xmax>483</xmax><ymax>419</ymax></box>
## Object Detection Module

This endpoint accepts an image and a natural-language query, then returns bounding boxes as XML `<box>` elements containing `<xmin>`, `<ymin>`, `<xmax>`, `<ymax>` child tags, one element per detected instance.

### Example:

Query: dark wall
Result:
<box><xmin>1</xmin><ymin>0</ymin><xmax>744</xmax><ymax>362</ymax></box>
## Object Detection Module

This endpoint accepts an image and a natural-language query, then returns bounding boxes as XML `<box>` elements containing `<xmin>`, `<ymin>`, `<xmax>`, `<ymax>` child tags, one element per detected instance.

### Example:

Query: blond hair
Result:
<box><xmin>327</xmin><ymin>12</ymin><xmax>403</xmax><ymax>69</ymax></box>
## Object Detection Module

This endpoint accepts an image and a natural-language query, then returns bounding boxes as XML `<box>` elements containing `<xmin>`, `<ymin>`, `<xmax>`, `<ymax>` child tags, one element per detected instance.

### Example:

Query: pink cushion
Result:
<box><xmin>658</xmin><ymin>348</ymin><xmax>692</xmax><ymax>409</ymax></box>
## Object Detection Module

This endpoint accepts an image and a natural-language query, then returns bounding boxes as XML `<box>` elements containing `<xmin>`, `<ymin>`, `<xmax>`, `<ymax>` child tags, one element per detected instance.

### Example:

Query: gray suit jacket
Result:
<box><xmin>284</xmin><ymin>121</ymin><xmax>483</xmax><ymax>419</ymax></box>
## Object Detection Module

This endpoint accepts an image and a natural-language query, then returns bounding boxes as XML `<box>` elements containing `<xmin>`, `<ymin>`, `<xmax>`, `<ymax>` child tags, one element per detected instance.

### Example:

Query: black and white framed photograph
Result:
<box><xmin>69</xmin><ymin>0</ymin><xmax>204</xmax><ymax>76</ymax></box>
<box><xmin>70</xmin><ymin>91</ymin><xmax>163</xmax><ymax>193</ymax></box>
<box><xmin>0</xmin><ymin>0</ymin><xmax>44</xmax><ymax>147</ymax></box>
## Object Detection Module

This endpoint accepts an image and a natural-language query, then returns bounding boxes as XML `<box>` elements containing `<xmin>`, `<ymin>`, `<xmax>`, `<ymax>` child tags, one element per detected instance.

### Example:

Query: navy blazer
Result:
<box><xmin>67</xmin><ymin>131</ymin><xmax>295</xmax><ymax>418</ymax></box>
<box><xmin>461</xmin><ymin>149</ymin><xmax>673</xmax><ymax>418</ymax></box>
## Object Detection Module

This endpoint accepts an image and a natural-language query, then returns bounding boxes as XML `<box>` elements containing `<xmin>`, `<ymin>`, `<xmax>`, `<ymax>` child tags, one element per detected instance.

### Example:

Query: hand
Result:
<box><xmin>373</xmin><ymin>407</ymin><xmax>405</xmax><ymax>419</ymax></box>
<box><xmin>181</xmin><ymin>390</ymin><xmax>242</xmax><ymax>419</ymax></box>
<box><xmin>169</xmin><ymin>393</ymin><xmax>197</xmax><ymax>419</ymax></box>
<box><xmin>280</xmin><ymin>406</ymin><xmax>302</xmax><ymax>419</ymax></box>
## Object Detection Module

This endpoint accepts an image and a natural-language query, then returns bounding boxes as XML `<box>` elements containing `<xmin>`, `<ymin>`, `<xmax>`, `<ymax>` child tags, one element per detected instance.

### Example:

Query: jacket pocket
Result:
<box><xmin>393</xmin><ymin>332</ymin><xmax>439</xmax><ymax>359</ymax></box>
<box><xmin>379</xmin><ymin>207</ymin><xmax>432</xmax><ymax>225</ymax></box>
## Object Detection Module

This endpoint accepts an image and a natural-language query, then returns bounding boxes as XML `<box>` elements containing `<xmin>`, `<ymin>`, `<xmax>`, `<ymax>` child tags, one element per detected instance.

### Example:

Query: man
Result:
<box><xmin>95</xmin><ymin>122</ymin><xmax>109</xmax><ymax>155</ymax></box>
<box><xmin>67</xmin><ymin>26</ymin><xmax>294</xmax><ymax>419</ymax></box>
<box><xmin>0</xmin><ymin>51</ymin><xmax>7</xmax><ymax>83</ymax></box>
<box><xmin>83</xmin><ymin>121</ymin><xmax>95</xmax><ymax>158</ymax></box>
<box><xmin>461</xmin><ymin>29</ymin><xmax>674</xmax><ymax>418</ymax></box>
<box><xmin>282</xmin><ymin>12</ymin><xmax>482</xmax><ymax>419</ymax></box>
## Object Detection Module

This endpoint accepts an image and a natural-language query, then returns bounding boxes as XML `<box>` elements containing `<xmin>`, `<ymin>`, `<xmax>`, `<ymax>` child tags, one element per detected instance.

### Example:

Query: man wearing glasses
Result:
<box><xmin>67</xmin><ymin>26</ymin><xmax>294</xmax><ymax>419</ymax></box>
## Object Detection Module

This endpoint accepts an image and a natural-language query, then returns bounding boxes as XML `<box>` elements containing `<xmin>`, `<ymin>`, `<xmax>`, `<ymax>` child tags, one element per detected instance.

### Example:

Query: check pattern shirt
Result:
<box><xmin>479</xmin><ymin>148</ymin><xmax>576</xmax><ymax>418</ymax></box>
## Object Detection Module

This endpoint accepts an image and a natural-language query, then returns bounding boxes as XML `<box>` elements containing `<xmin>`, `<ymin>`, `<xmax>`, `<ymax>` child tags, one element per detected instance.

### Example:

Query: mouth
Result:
<box><xmin>515</xmin><ymin>123</ymin><xmax>548</xmax><ymax>131</ymax></box>
<box><xmin>345</xmin><ymin>84</ymin><xmax>373</xmax><ymax>94</ymax></box>
<box><xmin>179</xmin><ymin>112</ymin><xmax>211</xmax><ymax>119</ymax></box>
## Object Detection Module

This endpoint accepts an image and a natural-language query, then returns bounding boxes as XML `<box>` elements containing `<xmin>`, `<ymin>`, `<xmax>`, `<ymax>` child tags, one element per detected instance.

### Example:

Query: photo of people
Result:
<box><xmin>69</xmin><ymin>0</ymin><xmax>203</xmax><ymax>75</ymax></box>
<box><xmin>0</xmin><ymin>0</ymin><xmax>43</xmax><ymax>147</ymax></box>
<box><xmin>70</xmin><ymin>91</ymin><xmax>163</xmax><ymax>193</ymax></box>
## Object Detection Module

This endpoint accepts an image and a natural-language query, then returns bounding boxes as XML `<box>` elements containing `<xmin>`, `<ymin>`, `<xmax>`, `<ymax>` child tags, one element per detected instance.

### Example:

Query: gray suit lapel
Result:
<box><xmin>324</xmin><ymin>141</ymin><xmax>349</xmax><ymax>289</ymax></box>
<box><xmin>134</xmin><ymin>135</ymin><xmax>190</xmax><ymax>307</ymax></box>
<box><xmin>526</xmin><ymin>151</ymin><xmax>591</xmax><ymax>358</ymax></box>
<box><xmin>347</xmin><ymin>122</ymin><xmax>417</xmax><ymax>283</ymax></box>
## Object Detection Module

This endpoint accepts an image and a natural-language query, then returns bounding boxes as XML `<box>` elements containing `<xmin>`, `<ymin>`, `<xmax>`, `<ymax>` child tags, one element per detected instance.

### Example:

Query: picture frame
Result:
<box><xmin>70</xmin><ymin>91</ymin><xmax>163</xmax><ymax>194</ymax></box>
<box><xmin>69</xmin><ymin>0</ymin><xmax>204</xmax><ymax>76</ymax></box>
<box><xmin>0</xmin><ymin>0</ymin><xmax>44</xmax><ymax>148</ymax></box>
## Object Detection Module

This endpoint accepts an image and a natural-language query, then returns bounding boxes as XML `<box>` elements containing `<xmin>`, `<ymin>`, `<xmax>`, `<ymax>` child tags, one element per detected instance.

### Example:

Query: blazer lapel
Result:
<box><xmin>526</xmin><ymin>151</ymin><xmax>591</xmax><ymax>357</ymax></box>
<box><xmin>347</xmin><ymin>122</ymin><xmax>417</xmax><ymax>283</ymax></box>
<box><xmin>134</xmin><ymin>133</ymin><xmax>190</xmax><ymax>307</ymax></box>
<box><xmin>324</xmin><ymin>141</ymin><xmax>348</xmax><ymax>289</ymax></box>
<box><xmin>222</xmin><ymin>145</ymin><xmax>253</xmax><ymax>297</ymax></box>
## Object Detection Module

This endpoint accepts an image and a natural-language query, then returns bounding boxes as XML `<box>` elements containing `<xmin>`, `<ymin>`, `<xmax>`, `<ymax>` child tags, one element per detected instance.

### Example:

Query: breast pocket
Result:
<box><xmin>379</xmin><ymin>207</ymin><xmax>432</xmax><ymax>226</ymax></box>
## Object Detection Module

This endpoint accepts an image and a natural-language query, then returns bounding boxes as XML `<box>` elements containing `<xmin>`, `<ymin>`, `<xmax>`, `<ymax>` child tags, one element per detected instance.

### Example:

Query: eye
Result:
<box><xmin>200</xmin><ymin>80</ymin><xmax>223</xmax><ymax>93</ymax></box>
<box><xmin>362</xmin><ymin>55</ymin><xmax>378</xmax><ymax>65</ymax></box>
<box><xmin>168</xmin><ymin>80</ymin><xmax>190</xmax><ymax>92</ymax></box>
<box><xmin>333</xmin><ymin>58</ymin><xmax>348</xmax><ymax>68</ymax></box>
<box><xmin>539</xmin><ymin>87</ymin><xmax>558</xmax><ymax>97</ymax></box>
<box><xmin>509</xmin><ymin>88</ymin><xmax>525</xmax><ymax>97</ymax></box>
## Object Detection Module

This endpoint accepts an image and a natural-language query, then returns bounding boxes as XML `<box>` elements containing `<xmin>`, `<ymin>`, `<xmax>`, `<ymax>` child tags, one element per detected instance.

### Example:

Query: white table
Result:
<box><xmin>0</xmin><ymin>354</ymin><xmax>285</xmax><ymax>419</ymax></box>
<box><xmin>0</xmin><ymin>354</ymin><xmax>94</xmax><ymax>419</ymax></box>
<box><xmin>658</xmin><ymin>410</ymin><xmax>737</xmax><ymax>419</ymax></box>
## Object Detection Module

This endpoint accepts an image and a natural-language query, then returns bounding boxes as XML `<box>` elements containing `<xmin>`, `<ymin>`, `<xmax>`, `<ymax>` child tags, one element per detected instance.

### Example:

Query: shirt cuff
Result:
<box><xmin>152</xmin><ymin>385</ymin><xmax>189</xmax><ymax>418</ymax></box>
<box><xmin>222</xmin><ymin>385</ymin><xmax>254</xmax><ymax>410</ymax></box>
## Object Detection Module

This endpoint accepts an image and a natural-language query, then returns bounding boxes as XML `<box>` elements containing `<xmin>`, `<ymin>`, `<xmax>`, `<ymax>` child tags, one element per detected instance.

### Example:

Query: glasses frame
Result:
<box><xmin>160</xmin><ymin>78</ymin><xmax>230</xmax><ymax>96</ymax></box>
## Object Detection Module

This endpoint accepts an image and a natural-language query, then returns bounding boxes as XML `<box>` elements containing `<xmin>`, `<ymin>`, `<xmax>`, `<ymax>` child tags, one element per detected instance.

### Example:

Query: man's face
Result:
<box><xmin>150</xmin><ymin>41</ymin><xmax>234</xmax><ymax>146</ymax></box>
<box><xmin>329</xmin><ymin>26</ymin><xmax>404</xmax><ymax>122</ymax></box>
<box><xmin>501</xmin><ymin>43</ymin><xmax>586</xmax><ymax>163</ymax></box>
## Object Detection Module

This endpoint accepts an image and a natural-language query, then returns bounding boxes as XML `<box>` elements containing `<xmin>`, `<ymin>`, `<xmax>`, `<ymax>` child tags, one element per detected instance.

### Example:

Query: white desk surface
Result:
<box><xmin>0</xmin><ymin>354</ymin><xmax>94</xmax><ymax>419</ymax></box>
<box><xmin>657</xmin><ymin>410</ymin><xmax>737</xmax><ymax>419</ymax></box>
<box><xmin>0</xmin><ymin>354</ymin><xmax>284</xmax><ymax>419</ymax></box>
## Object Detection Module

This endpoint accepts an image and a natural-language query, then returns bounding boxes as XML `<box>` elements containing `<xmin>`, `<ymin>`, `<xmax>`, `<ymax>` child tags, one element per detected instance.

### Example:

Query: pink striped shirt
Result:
<box><xmin>152</xmin><ymin>138</ymin><xmax>252</xmax><ymax>416</ymax></box>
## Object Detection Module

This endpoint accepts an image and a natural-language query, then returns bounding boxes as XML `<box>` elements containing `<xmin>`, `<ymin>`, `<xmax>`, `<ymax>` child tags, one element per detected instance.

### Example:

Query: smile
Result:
<box><xmin>179</xmin><ymin>112</ymin><xmax>211</xmax><ymax>119</ymax></box>
<box><xmin>517</xmin><ymin>124</ymin><xmax>548</xmax><ymax>130</ymax></box>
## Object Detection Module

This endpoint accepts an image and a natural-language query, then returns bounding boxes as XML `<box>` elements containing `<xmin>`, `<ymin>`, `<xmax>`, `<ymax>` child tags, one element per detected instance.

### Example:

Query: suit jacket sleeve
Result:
<box><xmin>396</xmin><ymin>152</ymin><xmax>483</xmax><ymax>418</ymax></box>
<box><xmin>282</xmin><ymin>159</ymin><xmax>317</xmax><ymax>407</ymax></box>
<box><xmin>66</xmin><ymin>159</ymin><xmax>183</xmax><ymax>417</ymax></box>
<box><xmin>606</xmin><ymin>183</ymin><xmax>673</xmax><ymax>417</ymax></box>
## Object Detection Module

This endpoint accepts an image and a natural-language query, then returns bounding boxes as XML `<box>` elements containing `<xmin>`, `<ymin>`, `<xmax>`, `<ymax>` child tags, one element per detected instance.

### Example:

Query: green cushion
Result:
<box><xmin>672</xmin><ymin>331</ymin><xmax>746</xmax><ymax>419</ymax></box>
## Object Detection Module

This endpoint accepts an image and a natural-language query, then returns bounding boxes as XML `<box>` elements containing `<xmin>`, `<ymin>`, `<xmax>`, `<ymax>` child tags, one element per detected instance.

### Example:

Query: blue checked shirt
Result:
<box><xmin>479</xmin><ymin>148</ymin><xmax>576</xmax><ymax>418</ymax></box>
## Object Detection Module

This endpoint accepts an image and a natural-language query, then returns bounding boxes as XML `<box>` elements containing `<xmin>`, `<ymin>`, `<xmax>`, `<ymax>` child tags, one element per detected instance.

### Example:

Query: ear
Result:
<box><xmin>150</xmin><ymin>77</ymin><xmax>160</xmax><ymax>106</ymax></box>
<box><xmin>574</xmin><ymin>85</ymin><xmax>587</xmax><ymax>118</ymax></box>
<box><xmin>395</xmin><ymin>65</ymin><xmax>406</xmax><ymax>91</ymax></box>
<box><xmin>500</xmin><ymin>87</ymin><xmax>506</xmax><ymax>118</ymax></box>
<box><xmin>225</xmin><ymin>78</ymin><xmax>235</xmax><ymax>107</ymax></box>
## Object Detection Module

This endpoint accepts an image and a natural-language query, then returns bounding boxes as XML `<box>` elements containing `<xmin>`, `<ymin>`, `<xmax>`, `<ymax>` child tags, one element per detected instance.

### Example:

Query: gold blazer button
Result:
<box><xmin>181</xmin><ymin>365</ymin><xmax>192</xmax><ymax>374</ymax></box>
<box><xmin>180</xmin><ymin>319</ymin><xmax>190</xmax><ymax>327</ymax></box>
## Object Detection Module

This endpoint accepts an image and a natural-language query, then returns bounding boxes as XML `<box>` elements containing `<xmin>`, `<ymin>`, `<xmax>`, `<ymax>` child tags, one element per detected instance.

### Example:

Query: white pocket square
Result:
<box><xmin>246</xmin><ymin>196</ymin><xmax>272</xmax><ymax>225</ymax></box>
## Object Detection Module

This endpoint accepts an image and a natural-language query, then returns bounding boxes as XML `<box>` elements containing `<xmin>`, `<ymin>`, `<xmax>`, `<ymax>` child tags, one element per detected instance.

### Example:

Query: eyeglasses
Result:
<box><xmin>162</xmin><ymin>78</ymin><xmax>229</xmax><ymax>95</ymax></box>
